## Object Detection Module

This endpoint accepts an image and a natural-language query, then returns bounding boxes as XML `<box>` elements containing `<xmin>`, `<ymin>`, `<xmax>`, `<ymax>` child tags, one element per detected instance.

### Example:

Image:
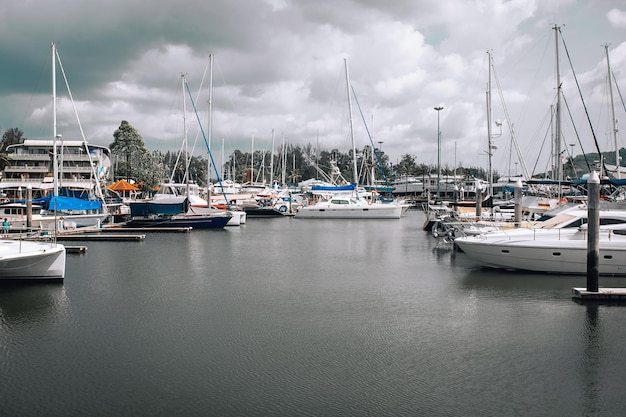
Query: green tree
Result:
<box><xmin>392</xmin><ymin>154</ymin><xmax>418</xmax><ymax>178</ymax></box>
<box><xmin>135</xmin><ymin>150</ymin><xmax>167</xmax><ymax>194</ymax></box>
<box><xmin>110</xmin><ymin>121</ymin><xmax>146</xmax><ymax>181</ymax></box>
<box><xmin>0</xmin><ymin>127</ymin><xmax>26</xmax><ymax>170</ymax></box>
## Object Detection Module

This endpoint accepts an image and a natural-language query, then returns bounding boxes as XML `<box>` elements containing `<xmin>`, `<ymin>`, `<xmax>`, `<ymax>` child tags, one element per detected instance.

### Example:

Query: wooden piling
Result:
<box><xmin>587</xmin><ymin>171</ymin><xmax>600</xmax><ymax>292</ymax></box>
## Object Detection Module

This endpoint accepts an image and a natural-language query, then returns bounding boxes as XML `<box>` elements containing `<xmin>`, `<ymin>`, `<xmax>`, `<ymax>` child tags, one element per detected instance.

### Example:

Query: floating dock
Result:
<box><xmin>103</xmin><ymin>226</ymin><xmax>193</xmax><ymax>233</ymax></box>
<box><xmin>572</xmin><ymin>287</ymin><xmax>626</xmax><ymax>303</ymax></box>
<box><xmin>55</xmin><ymin>233</ymin><xmax>146</xmax><ymax>242</ymax></box>
<box><xmin>65</xmin><ymin>246</ymin><xmax>88</xmax><ymax>254</ymax></box>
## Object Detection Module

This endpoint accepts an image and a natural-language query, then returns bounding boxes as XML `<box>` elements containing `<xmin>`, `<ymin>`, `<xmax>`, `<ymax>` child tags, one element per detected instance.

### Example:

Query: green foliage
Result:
<box><xmin>0</xmin><ymin>127</ymin><xmax>26</xmax><ymax>171</ymax></box>
<box><xmin>110</xmin><ymin>120</ymin><xmax>148</xmax><ymax>183</ymax></box>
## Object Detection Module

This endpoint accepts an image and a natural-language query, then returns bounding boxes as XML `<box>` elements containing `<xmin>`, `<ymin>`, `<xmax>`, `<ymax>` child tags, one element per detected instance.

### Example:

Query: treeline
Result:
<box><xmin>5</xmin><ymin>121</ymin><xmax>616</xmax><ymax>191</ymax></box>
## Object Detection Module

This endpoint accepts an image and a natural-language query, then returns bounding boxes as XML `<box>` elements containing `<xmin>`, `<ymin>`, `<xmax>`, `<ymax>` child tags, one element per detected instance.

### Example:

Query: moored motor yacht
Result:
<box><xmin>454</xmin><ymin>208</ymin><xmax>626</xmax><ymax>275</ymax></box>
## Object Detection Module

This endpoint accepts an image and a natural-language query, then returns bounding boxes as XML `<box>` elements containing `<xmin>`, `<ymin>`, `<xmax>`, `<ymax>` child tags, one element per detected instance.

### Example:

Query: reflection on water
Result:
<box><xmin>0</xmin><ymin>282</ymin><xmax>68</xmax><ymax>328</ymax></box>
<box><xmin>581</xmin><ymin>305</ymin><xmax>600</xmax><ymax>417</ymax></box>
<box><xmin>2</xmin><ymin>210</ymin><xmax>626</xmax><ymax>416</ymax></box>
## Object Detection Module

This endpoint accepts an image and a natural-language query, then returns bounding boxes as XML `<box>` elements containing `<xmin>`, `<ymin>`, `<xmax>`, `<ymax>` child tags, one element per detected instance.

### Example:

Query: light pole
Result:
<box><xmin>434</xmin><ymin>106</ymin><xmax>443</xmax><ymax>198</ymax></box>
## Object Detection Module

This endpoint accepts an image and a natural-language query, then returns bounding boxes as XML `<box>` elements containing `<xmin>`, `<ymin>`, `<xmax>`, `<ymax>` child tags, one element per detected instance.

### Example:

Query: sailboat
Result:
<box><xmin>191</xmin><ymin>54</ymin><xmax>246</xmax><ymax>225</ymax></box>
<box><xmin>296</xmin><ymin>59</ymin><xmax>403</xmax><ymax>219</ymax></box>
<box><xmin>1</xmin><ymin>43</ymin><xmax>111</xmax><ymax>229</ymax></box>
<box><xmin>0</xmin><ymin>238</ymin><xmax>66</xmax><ymax>280</ymax></box>
<box><xmin>0</xmin><ymin>43</ymin><xmax>69</xmax><ymax>280</ymax></box>
<box><xmin>125</xmin><ymin>73</ymin><xmax>232</xmax><ymax>229</ymax></box>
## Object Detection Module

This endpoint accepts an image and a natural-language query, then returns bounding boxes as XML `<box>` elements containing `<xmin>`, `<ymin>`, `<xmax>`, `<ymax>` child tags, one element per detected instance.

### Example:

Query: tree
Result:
<box><xmin>110</xmin><ymin>121</ymin><xmax>147</xmax><ymax>182</ymax></box>
<box><xmin>0</xmin><ymin>127</ymin><xmax>26</xmax><ymax>170</ymax></box>
<box><xmin>392</xmin><ymin>154</ymin><xmax>418</xmax><ymax>177</ymax></box>
<box><xmin>135</xmin><ymin>150</ymin><xmax>167</xmax><ymax>194</ymax></box>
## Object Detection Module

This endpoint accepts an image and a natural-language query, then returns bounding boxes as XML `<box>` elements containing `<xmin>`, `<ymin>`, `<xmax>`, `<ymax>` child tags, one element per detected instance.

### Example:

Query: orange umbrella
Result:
<box><xmin>107</xmin><ymin>179</ymin><xmax>139</xmax><ymax>192</ymax></box>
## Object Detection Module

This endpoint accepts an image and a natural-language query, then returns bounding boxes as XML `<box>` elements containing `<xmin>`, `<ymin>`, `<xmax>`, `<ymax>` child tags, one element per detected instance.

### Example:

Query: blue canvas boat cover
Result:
<box><xmin>311</xmin><ymin>183</ymin><xmax>357</xmax><ymax>191</ymax></box>
<box><xmin>33</xmin><ymin>195</ymin><xmax>102</xmax><ymax>211</ymax></box>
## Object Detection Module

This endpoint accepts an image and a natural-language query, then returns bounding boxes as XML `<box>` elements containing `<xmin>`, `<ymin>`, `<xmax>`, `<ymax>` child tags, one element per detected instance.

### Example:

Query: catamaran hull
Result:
<box><xmin>0</xmin><ymin>241</ymin><xmax>66</xmax><ymax>279</ymax></box>
<box><xmin>455</xmin><ymin>237</ymin><xmax>626</xmax><ymax>275</ymax></box>
<box><xmin>296</xmin><ymin>205</ymin><xmax>403</xmax><ymax>219</ymax></box>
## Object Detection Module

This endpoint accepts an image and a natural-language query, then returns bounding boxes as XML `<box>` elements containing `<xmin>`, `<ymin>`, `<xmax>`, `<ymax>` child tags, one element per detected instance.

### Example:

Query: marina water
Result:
<box><xmin>2</xmin><ymin>210</ymin><xmax>626</xmax><ymax>416</ymax></box>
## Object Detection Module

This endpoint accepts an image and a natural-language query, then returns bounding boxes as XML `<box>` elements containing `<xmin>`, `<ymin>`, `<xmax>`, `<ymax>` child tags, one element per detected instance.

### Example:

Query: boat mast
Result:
<box><xmin>52</xmin><ymin>43</ymin><xmax>59</xmax><ymax>199</ymax></box>
<box><xmin>486</xmin><ymin>50</ymin><xmax>494</xmax><ymax>209</ymax></box>
<box><xmin>344</xmin><ymin>58</ymin><xmax>358</xmax><ymax>186</ymax></box>
<box><xmin>281</xmin><ymin>133</ymin><xmax>286</xmax><ymax>186</ymax></box>
<box><xmin>207</xmin><ymin>54</ymin><xmax>214</xmax><ymax>195</ymax></box>
<box><xmin>553</xmin><ymin>25</ymin><xmax>563</xmax><ymax>183</ymax></box>
<box><xmin>181</xmin><ymin>73</ymin><xmax>190</xmax><ymax>197</ymax></box>
<box><xmin>270</xmin><ymin>129</ymin><xmax>275</xmax><ymax>188</ymax></box>
<box><xmin>605</xmin><ymin>44</ymin><xmax>620</xmax><ymax>179</ymax></box>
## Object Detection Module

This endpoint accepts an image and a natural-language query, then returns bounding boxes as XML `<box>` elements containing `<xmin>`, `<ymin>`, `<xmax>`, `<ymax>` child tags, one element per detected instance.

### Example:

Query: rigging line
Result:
<box><xmin>528</xmin><ymin>113</ymin><xmax>553</xmax><ymax>184</ymax></box>
<box><xmin>491</xmin><ymin>59</ymin><xmax>531</xmax><ymax>180</ymax></box>
<box><xmin>558</xmin><ymin>27</ymin><xmax>603</xmax><ymax>158</ymax></box>
<box><xmin>55</xmin><ymin>48</ymin><xmax>106</xmax><ymax>205</ymax></box>
<box><xmin>169</xmin><ymin>79</ymin><xmax>187</xmax><ymax>184</ymax></box>
<box><xmin>184</xmin><ymin>79</ymin><xmax>231</xmax><ymax>210</ymax></box>
<box><xmin>613</xmin><ymin>70</ymin><xmax>626</xmax><ymax>113</ymax></box>
<box><xmin>561</xmin><ymin>92</ymin><xmax>592</xmax><ymax>172</ymax></box>
<box><xmin>350</xmin><ymin>85</ymin><xmax>390</xmax><ymax>187</ymax></box>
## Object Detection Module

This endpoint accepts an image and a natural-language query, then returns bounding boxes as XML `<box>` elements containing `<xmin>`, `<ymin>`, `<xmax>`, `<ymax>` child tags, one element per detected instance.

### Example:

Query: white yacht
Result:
<box><xmin>455</xmin><ymin>208</ymin><xmax>626</xmax><ymax>275</ymax></box>
<box><xmin>295</xmin><ymin>195</ymin><xmax>403</xmax><ymax>219</ymax></box>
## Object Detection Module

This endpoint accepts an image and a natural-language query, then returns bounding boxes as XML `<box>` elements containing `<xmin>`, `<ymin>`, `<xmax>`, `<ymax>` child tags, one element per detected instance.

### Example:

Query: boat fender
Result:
<box><xmin>278</xmin><ymin>205</ymin><xmax>287</xmax><ymax>213</ymax></box>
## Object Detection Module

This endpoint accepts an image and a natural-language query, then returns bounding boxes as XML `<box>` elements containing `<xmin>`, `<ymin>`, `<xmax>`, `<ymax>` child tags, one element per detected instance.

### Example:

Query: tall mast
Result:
<box><xmin>181</xmin><ymin>73</ymin><xmax>189</xmax><ymax>197</ymax></box>
<box><xmin>281</xmin><ymin>133</ymin><xmax>286</xmax><ymax>186</ymax></box>
<box><xmin>52</xmin><ymin>43</ymin><xmax>59</xmax><ymax>198</ymax></box>
<box><xmin>486</xmin><ymin>50</ymin><xmax>494</xmax><ymax>206</ymax></box>
<box><xmin>344</xmin><ymin>58</ymin><xmax>358</xmax><ymax>186</ymax></box>
<box><xmin>605</xmin><ymin>44</ymin><xmax>620</xmax><ymax>179</ymax></box>
<box><xmin>207</xmin><ymin>54</ymin><xmax>214</xmax><ymax>189</ymax></box>
<box><xmin>270</xmin><ymin>129</ymin><xmax>275</xmax><ymax>187</ymax></box>
<box><xmin>553</xmin><ymin>25</ymin><xmax>562</xmax><ymax>182</ymax></box>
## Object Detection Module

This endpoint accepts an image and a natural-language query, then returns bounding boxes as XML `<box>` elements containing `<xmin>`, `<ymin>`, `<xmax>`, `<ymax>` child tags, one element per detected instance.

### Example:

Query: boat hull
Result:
<box><xmin>455</xmin><ymin>232</ymin><xmax>626</xmax><ymax>275</ymax></box>
<box><xmin>242</xmin><ymin>207</ymin><xmax>285</xmax><ymax>217</ymax></box>
<box><xmin>296</xmin><ymin>203</ymin><xmax>403</xmax><ymax>219</ymax></box>
<box><xmin>0</xmin><ymin>240</ymin><xmax>66</xmax><ymax>279</ymax></box>
<box><xmin>124</xmin><ymin>214</ymin><xmax>231</xmax><ymax>229</ymax></box>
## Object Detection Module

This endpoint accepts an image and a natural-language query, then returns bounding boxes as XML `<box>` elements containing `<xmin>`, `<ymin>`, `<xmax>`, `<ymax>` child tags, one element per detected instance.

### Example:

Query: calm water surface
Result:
<box><xmin>2</xmin><ymin>209</ymin><xmax>626</xmax><ymax>416</ymax></box>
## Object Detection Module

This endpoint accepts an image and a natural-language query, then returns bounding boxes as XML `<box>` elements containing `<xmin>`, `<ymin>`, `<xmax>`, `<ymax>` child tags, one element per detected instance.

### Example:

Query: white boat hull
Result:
<box><xmin>455</xmin><ymin>230</ymin><xmax>626</xmax><ymax>275</ymax></box>
<box><xmin>10</xmin><ymin>213</ymin><xmax>111</xmax><ymax>230</ymax></box>
<box><xmin>296</xmin><ymin>202</ymin><xmax>403</xmax><ymax>219</ymax></box>
<box><xmin>226</xmin><ymin>210</ymin><xmax>246</xmax><ymax>226</ymax></box>
<box><xmin>0</xmin><ymin>240</ymin><xmax>66</xmax><ymax>279</ymax></box>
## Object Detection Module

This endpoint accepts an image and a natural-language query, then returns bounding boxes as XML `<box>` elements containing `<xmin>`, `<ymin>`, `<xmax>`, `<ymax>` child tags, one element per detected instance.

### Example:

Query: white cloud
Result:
<box><xmin>607</xmin><ymin>8</ymin><xmax>626</xmax><ymax>28</ymax></box>
<box><xmin>0</xmin><ymin>0</ymin><xmax>623</xmax><ymax>177</ymax></box>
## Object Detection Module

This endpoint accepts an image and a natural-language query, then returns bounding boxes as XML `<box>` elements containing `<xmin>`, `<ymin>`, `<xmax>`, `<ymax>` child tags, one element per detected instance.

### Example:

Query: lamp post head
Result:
<box><xmin>434</xmin><ymin>106</ymin><xmax>443</xmax><ymax>111</ymax></box>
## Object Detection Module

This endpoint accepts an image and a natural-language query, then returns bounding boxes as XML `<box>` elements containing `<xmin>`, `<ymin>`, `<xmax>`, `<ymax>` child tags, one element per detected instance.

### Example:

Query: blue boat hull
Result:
<box><xmin>125</xmin><ymin>215</ymin><xmax>231</xmax><ymax>229</ymax></box>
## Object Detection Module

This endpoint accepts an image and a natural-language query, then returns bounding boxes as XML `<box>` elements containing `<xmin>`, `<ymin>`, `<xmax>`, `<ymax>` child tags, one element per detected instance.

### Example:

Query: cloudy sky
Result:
<box><xmin>0</xmin><ymin>0</ymin><xmax>624</xmax><ymax>177</ymax></box>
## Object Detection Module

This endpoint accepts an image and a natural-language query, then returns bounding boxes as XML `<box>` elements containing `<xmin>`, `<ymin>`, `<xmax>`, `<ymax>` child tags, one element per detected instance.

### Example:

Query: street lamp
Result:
<box><xmin>378</xmin><ymin>141</ymin><xmax>383</xmax><ymax>154</ymax></box>
<box><xmin>434</xmin><ymin>106</ymin><xmax>444</xmax><ymax>198</ymax></box>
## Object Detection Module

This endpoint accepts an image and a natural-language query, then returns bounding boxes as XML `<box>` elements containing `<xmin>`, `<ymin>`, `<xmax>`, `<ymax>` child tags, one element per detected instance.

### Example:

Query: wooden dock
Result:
<box><xmin>572</xmin><ymin>287</ymin><xmax>626</xmax><ymax>303</ymax></box>
<box><xmin>103</xmin><ymin>226</ymin><xmax>193</xmax><ymax>233</ymax></box>
<box><xmin>55</xmin><ymin>233</ymin><xmax>146</xmax><ymax>242</ymax></box>
<box><xmin>66</xmin><ymin>246</ymin><xmax>88</xmax><ymax>254</ymax></box>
